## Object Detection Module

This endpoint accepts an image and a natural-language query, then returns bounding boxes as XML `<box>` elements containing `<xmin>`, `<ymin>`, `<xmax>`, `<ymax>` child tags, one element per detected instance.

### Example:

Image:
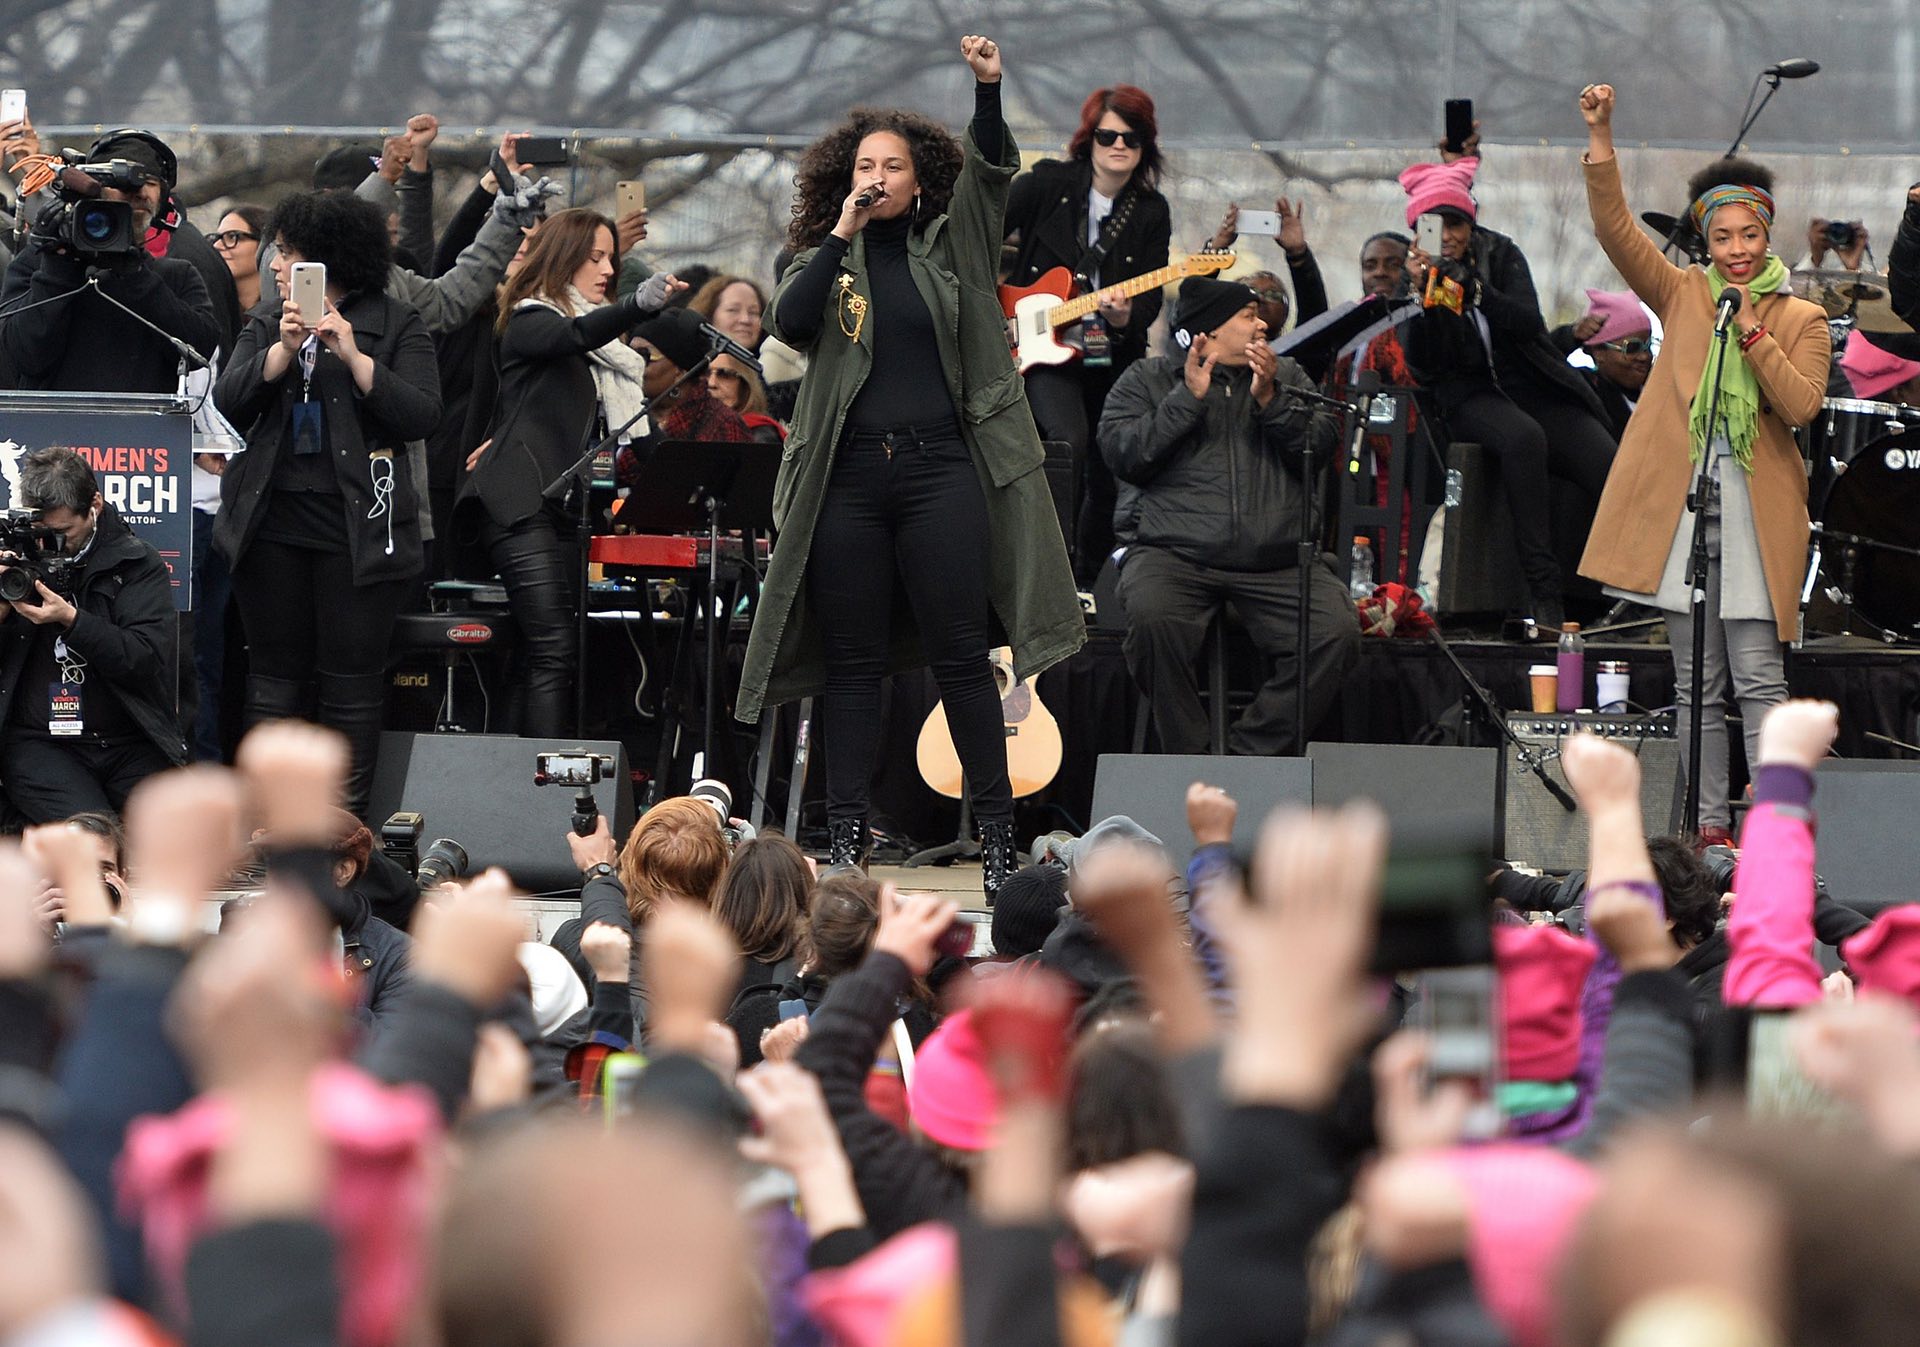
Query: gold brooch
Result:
<box><xmin>836</xmin><ymin>274</ymin><xmax>868</xmax><ymax>342</ymax></box>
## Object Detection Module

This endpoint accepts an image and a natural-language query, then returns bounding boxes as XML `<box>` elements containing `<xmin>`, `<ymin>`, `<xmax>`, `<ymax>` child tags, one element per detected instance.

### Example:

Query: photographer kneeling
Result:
<box><xmin>0</xmin><ymin>129</ymin><xmax>220</xmax><ymax>391</ymax></box>
<box><xmin>0</xmin><ymin>447</ymin><xmax>183</xmax><ymax>823</ymax></box>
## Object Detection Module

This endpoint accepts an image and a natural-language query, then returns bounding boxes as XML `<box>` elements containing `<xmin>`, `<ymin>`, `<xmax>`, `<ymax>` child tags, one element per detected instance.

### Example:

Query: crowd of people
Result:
<box><xmin>6</xmin><ymin>31</ymin><xmax>1920</xmax><ymax>1347</ymax></box>
<box><xmin>2</xmin><ymin>691</ymin><xmax>1917</xmax><ymax>1347</ymax></box>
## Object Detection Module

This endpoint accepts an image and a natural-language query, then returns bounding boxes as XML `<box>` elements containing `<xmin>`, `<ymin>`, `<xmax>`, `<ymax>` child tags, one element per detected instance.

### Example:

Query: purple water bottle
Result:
<box><xmin>1556</xmin><ymin>623</ymin><xmax>1586</xmax><ymax>712</ymax></box>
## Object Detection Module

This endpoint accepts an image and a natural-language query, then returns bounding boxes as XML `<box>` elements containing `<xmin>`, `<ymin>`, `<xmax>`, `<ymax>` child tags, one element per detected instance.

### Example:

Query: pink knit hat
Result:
<box><xmin>119</xmin><ymin>1063</ymin><xmax>441</xmax><ymax>1347</ymax></box>
<box><xmin>1493</xmin><ymin>923</ymin><xmax>1596</xmax><ymax>1082</ymax></box>
<box><xmin>802</xmin><ymin>1222</ymin><xmax>956</xmax><ymax>1347</ymax></box>
<box><xmin>1581</xmin><ymin>289</ymin><xmax>1652</xmax><ymax>347</ymax></box>
<box><xmin>1842</xmin><ymin>906</ymin><xmax>1920</xmax><ymax>1003</ymax></box>
<box><xmin>1443</xmin><ymin>1145</ymin><xmax>1600</xmax><ymax>1347</ymax></box>
<box><xmin>907</xmin><ymin>1009</ymin><xmax>999</xmax><ymax>1151</ymax></box>
<box><xmin>1840</xmin><ymin>329</ymin><xmax>1920</xmax><ymax>400</ymax></box>
<box><xmin>1400</xmin><ymin>156</ymin><xmax>1479</xmax><ymax>227</ymax></box>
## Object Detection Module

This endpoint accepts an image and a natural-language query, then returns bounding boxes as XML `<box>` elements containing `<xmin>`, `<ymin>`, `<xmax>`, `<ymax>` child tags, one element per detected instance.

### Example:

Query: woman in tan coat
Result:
<box><xmin>1577</xmin><ymin>83</ymin><xmax>1830</xmax><ymax>843</ymax></box>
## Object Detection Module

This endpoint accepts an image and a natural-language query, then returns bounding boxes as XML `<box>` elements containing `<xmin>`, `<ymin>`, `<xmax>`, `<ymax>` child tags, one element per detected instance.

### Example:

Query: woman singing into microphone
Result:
<box><xmin>737</xmin><ymin>35</ymin><xmax>1083</xmax><ymax>898</ymax></box>
<box><xmin>1576</xmin><ymin>83</ymin><xmax>1829</xmax><ymax>844</ymax></box>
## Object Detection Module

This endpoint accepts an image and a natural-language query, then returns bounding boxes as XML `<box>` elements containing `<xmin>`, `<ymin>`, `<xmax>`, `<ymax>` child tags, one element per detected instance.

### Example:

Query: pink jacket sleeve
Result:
<box><xmin>1723</xmin><ymin>784</ymin><xmax>1823</xmax><ymax>1008</ymax></box>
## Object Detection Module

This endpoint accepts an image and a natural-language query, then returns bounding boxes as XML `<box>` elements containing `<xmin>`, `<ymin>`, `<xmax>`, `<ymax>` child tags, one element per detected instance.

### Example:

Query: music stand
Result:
<box><xmin>616</xmin><ymin>439</ymin><xmax>782</xmax><ymax>785</ymax></box>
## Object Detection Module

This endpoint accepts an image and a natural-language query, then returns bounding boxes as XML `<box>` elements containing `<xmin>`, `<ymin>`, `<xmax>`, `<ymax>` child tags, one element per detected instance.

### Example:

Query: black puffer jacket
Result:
<box><xmin>0</xmin><ymin>503</ymin><xmax>185</xmax><ymax>766</ymax></box>
<box><xmin>1403</xmin><ymin>225</ymin><xmax>1608</xmax><ymax>421</ymax></box>
<box><xmin>1099</xmin><ymin>354</ymin><xmax>1338</xmax><ymax>571</ymax></box>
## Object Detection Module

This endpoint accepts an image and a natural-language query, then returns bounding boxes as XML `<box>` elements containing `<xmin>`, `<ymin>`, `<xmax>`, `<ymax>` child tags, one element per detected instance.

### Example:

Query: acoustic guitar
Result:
<box><xmin>1000</xmin><ymin>251</ymin><xmax>1237</xmax><ymax>374</ymax></box>
<box><xmin>916</xmin><ymin>647</ymin><xmax>1063</xmax><ymax>800</ymax></box>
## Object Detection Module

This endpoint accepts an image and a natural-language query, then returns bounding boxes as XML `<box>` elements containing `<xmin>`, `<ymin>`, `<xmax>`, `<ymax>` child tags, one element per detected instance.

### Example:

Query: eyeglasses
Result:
<box><xmin>209</xmin><ymin>229</ymin><xmax>259</xmax><ymax>249</ymax></box>
<box><xmin>1091</xmin><ymin>128</ymin><xmax>1143</xmax><ymax>150</ymax></box>
<box><xmin>1596</xmin><ymin>338</ymin><xmax>1653</xmax><ymax>355</ymax></box>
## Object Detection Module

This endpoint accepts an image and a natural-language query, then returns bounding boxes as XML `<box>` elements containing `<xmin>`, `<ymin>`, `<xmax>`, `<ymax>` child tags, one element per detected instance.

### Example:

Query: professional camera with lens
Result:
<box><xmin>33</xmin><ymin>155</ymin><xmax>153</xmax><ymax>258</ymax></box>
<box><xmin>1825</xmin><ymin>220</ymin><xmax>1859</xmax><ymax>250</ymax></box>
<box><xmin>0</xmin><ymin>508</ymin><xmax>78</xmax><ymax>603</ymax></box>
<box><xmin>379</xmin><ymin>810</ymin><xmax>471</xmax><ymax>890</ymax></box>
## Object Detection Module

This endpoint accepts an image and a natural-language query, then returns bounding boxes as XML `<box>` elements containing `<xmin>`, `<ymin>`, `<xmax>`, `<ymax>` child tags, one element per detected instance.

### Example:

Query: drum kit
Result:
<box><xmin>1800</xmin><ymin>391</ymin><xmax>1920</xmax><ymax>644</ymax></box>
<box><xmin>1780</xmin><ymin>267</ymin><xmax>1920</xmax><ymax>646</ymax></box>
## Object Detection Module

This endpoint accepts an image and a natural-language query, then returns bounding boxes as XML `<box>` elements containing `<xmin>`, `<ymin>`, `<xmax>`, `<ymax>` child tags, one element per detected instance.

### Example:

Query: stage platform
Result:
<box><xmin>829</xmin><ymin>627</ymin><xmax>1920</xmax><ymax>852</ymax></box>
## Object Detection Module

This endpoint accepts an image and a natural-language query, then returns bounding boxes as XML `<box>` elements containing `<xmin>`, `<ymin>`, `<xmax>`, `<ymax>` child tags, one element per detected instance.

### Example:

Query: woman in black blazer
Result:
<box><xmin>1003</xmin><ymin>84</ymin><xmax>1172</xmax><ymax>584</ymax></box>
<box><xmin>216</xmin><ymin>190</ymin><xmax>442</xmax><ymax>814</ymax></box>
<box><xmin>458</xmin><ymin>208</ymin><xmax>678</xmax><ymax>737</ymax></box>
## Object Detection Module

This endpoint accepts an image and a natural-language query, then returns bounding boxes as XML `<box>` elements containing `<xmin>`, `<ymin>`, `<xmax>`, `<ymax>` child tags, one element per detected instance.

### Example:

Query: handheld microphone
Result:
<box><xmin>1714</xmin><ymin>287</ymin><xmax>1741</xmax><ymax>338</ymax></box>
<box><xmin>1764</xmin><ymin>58</ymin><xmax>1821</xmax><ymax>79</ymax></box>
<box><xmin>700</xmin><ymin>320</ymin><xmax>764</xmax><ymax>374</ymax></box>
<box><xmin>854</xmin><ymin>189</ymin><xmax>877</xmax><ymax>209</ymax></box>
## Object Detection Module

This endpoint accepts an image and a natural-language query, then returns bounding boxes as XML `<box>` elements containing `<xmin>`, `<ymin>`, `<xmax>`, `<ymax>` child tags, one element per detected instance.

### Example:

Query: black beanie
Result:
<box><xmin>91</xmin><ymin>132</ymin><xmax>174</xmax><ymax>187</ymax></box>
<box><xmin>632</xmin><ymin>307</ymin><xmax>711</xmax><ymax>374</ymax></box>
<box><xmin>990</xmin><ymin>864</ymin><xmax>1068</xmax><ymax>958</ymax></box>
<box><xmin>1174</xmin><ymin>277</ymin><xmax>1257</xmax><ymax>345</ymax></box>
<box><xmin>312</xmin><ymin>144</ymin><xmax>381</xmax><ymax>192</ymax></box>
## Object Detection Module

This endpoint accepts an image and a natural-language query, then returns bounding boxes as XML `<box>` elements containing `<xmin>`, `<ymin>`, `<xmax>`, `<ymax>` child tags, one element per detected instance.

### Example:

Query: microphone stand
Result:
<box><xmin>538</xmin><ymin>354</ymin><xmax>713</xmax><ymax>739</ymax></box>
<box><xmin>1427</xmin><ymin>624</ymin><xmax>1577</xmax><ymax>814</ymax></box>
<box><xmin>1286</xmin><ymin>381</ymin><xmax>1369</xmax><ymax>751</ymax></box>
<box><xmin>1659</xmin><ymin>68</ymin><xmax>1797</xmax><ymax>258</ymax></box>
<box><xmin>1682</xmin><ymin>308</ymin><xmax>1736</xmax><ymax>835</ymax></box>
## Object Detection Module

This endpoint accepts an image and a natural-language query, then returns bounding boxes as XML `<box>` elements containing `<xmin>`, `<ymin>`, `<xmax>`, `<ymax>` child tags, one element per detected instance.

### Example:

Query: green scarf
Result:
<box><xmin>1689</xmin><ymin>253</ymin><xmax>1790</xmax><ymax>472</ymax></box>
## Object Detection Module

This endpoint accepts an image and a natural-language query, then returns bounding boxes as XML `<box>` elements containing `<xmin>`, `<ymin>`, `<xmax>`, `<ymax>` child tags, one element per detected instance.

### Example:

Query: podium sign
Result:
<box><xmin>0</xmin><ymin>395</ymin><xmax>195</xmax><ymax>611</ymax></box>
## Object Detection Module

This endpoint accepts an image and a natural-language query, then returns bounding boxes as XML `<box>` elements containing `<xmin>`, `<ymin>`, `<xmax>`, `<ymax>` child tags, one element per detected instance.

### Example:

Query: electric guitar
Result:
<box><xmin>1000</xmin><ymin>252</ymin><xmax>1237</xmax><ymax>374</ymax></box>
<box><xmin>916</xmin><ymin>647</ymin><xmax>1063</xmax><ymax>800</ymax></box>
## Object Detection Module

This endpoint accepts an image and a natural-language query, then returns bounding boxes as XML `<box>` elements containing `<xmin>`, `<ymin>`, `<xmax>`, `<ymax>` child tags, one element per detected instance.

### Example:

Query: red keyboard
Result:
<box><xmin>589</xmin><ymin>533</ymin><xmax>767</xmax><ymax>571</ymax></box>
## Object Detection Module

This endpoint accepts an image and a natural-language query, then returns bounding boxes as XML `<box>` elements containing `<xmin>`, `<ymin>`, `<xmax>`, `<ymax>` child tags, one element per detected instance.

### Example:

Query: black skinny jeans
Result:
<box><xmin>231</xmin><ymin>536</ymin><xmax>410</xmax><ymax>683</ymax></box>
<box><xmin>1025</xmin><ymin>362</ymin><xmax>1122</xmax><ymax>586</ymax></box>
<box><xmin>808</xmin><ymin>422</ymin><xmax>1013</xmax><ymax>825</ymax></box>
<box><xmin>483</xmin><ymin>508</ymin><xmax>575</xmax><ymax>739</ymax></box>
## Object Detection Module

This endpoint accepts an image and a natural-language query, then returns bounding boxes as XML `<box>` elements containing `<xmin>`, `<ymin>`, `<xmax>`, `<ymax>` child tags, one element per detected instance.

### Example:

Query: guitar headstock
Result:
<box><xmin>1184</xmin><ymin>250</ymin><xmax>1237</xmax><ymax>277</ymax></box>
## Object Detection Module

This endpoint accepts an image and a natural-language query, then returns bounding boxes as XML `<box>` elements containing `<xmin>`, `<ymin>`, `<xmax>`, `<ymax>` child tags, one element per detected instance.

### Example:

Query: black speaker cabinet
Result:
<box><xmin>1090</xmin><ymin>753</ymin><xmax>1313</xmax><ymax>875</ymax></box>
<box><xmin>1812</xmin><ymin>760</ymin><xmax>1920</xmax><ymax>914</ymax></box>
<box><xmin>1307</xmin><ymin>742</ymin><xmax>1500</xmax><ymax>852</ymax></box>
<box><xmin>366</xmin><ymin>732</ymin><xmax>636</xmax><ymax>893</ymax></box>
<box><xmin>1437</xmin><ymin>441</ymin><xmax>1530</xmax><ymax>616</ymax></box>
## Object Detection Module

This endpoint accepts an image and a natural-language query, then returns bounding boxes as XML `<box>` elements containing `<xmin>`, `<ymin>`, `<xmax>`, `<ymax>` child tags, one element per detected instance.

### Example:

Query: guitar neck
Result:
<box><xmin>1046</xmin><ymin>258</ymin><xmax>1229</xmax><ymax>328</ymax></box>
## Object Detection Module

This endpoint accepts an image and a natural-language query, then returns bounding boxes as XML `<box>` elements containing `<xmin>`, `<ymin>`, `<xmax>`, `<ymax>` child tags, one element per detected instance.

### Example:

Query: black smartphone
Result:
<box><xmin>513</xmin><ymin>134</ymin><xmax>571</xmax><ymax>167</ymax></box>
<box><xmin>1369</xmin><ymin>840</ymin><xmax>1495</xmax><ymax>975</ymax></box>
<box><xmin>1444</xmin><ymin>98</ymin><xmax>1475</xmax><ymax>154</ymax></box>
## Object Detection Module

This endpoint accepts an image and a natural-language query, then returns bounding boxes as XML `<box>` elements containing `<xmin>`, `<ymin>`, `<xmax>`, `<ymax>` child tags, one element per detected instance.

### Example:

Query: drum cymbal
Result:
<box><xmin>1640</xmin><ymin>211</ymin><xmax>1701</xmax><ymax>254</ymax></box>
<box><xmin>1795</xmin><ymin>268</ymin><xmax>1889</xmax><ymax>315</ymax></box>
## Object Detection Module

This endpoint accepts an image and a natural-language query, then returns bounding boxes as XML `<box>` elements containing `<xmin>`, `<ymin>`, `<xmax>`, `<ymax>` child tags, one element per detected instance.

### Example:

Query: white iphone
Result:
<box><xmin>289</xmin><ymin>262</ymin><xmax>327</xmax><ymax>323</ymax></box>
<box><xmin>0</xmin><ymin>89</ymin><xmax>26</xmax><ymax>126</ymax></box>
<box><xmin>1416</xmin><ymin>212</ymin><xmax>1444</xmax><ymax>257</ymax></box>
<box><xmin>1236</xmin><ymin>208</ymin><xmax>1282</xmax><ymax>238</ymax></box>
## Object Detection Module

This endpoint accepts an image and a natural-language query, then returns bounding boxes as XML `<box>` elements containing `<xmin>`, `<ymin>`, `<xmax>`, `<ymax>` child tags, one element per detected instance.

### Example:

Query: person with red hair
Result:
<box><xmin>1003</xmin><ymin>85</ymin><xmax>1172</xmax><ymax>587</ymax></box>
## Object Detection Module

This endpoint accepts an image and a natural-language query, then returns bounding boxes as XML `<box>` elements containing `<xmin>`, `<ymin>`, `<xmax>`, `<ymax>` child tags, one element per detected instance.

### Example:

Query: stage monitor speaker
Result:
<box><xmin>1501</xmin><ymin>713</ymin><xmax>1680</xmax><ymax>870</ymax></box>
<box><xmin>1437</xmin><ymin>441</ymin><xmax>1530</xmax><ymax>616</ymax></box>
<box><xmin>1090</xmin><ymin>753</ymin><xmax>1313</xmax><ymax>876</ymax></box>
<box><xmin>1812</xmin><ymin>760</ymin><xmax>1920</xmax><ymax>914</ymax></box>
<box><xmin>366</xmin><ymin>732</ymin><xmax>636</xmax><ymax>894</ymax></box>
<box><xmin>1307</xmin><ymin>743</ymin><xmax>1500</xmax><ymax>852</ymax></box>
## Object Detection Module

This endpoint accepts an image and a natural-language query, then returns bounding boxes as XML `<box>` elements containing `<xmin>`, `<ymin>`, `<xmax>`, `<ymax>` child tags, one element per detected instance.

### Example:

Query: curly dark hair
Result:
<box><xmin>1646</xmin><ymin>834</ymin><xmax>1721</xmax><ymax>950</ymax></box>
<box><xmin>1685</xmin><ymin>156</ymin><xmax>1777</xmax><ymax>207</ymax></box>
<box><xmin>786</xmin><ymin>107</ymin><xmax>963</xmax><ymax>253</ymax></box>
<box><xmin>267</xmin><ymin>190</ymin><xmax>393</xmax><ymax>298</ymax></box>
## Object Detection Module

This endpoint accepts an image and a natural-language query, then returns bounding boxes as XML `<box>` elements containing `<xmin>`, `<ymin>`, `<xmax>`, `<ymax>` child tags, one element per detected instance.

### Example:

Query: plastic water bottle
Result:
<box><xmin>1349</xmin><ymin>535</ymin><xmax>1375</xmax><ymax>600</ymax></box>
<box><xmin>1556</xmin><ymin>622</ymin><xmax>1586</xmax><ymax>711</ymax></box>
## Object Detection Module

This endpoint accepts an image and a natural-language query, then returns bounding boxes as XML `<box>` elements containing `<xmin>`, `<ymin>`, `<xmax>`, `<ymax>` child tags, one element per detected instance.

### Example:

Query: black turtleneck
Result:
<box><xmin>776</xmin><ymin>81</ymin><xmax>1005</xmax><ymax>430</ymax></box>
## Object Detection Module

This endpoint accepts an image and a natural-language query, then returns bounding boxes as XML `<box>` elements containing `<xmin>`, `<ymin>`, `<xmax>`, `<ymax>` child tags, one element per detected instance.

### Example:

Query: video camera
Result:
<box><xmin>33</xmin><ymin>154</ymin><xmax>155</xmax><ymax>257</ymax></box>
<box><xmin>0</xmin><ymin>508</ymin><xmax>78</xmax><ymax>603</ymax></box>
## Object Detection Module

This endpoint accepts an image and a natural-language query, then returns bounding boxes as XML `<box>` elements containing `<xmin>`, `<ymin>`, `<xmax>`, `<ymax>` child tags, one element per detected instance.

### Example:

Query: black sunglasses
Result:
<box><xmin>1091</xmin><ymin>128</ymin><xmax>1143</xmax><ymax>149</ymax></box>
<box><xmin>209</xmin><ymin>229</ymin><xmax>259</xmax><ymax>248</ymax></box>
<box><xmin>1596</xmin><ymin>338</ymin><xmax>1653</xmax><ymax>355</ymax></box>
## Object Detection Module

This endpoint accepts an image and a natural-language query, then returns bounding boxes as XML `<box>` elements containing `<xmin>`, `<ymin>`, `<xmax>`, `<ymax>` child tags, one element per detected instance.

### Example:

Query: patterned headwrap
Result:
<box><xmin>1690</xmin><ymin>183</ymin><xmax>1775</xmax><ymax>235</ymax></box>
